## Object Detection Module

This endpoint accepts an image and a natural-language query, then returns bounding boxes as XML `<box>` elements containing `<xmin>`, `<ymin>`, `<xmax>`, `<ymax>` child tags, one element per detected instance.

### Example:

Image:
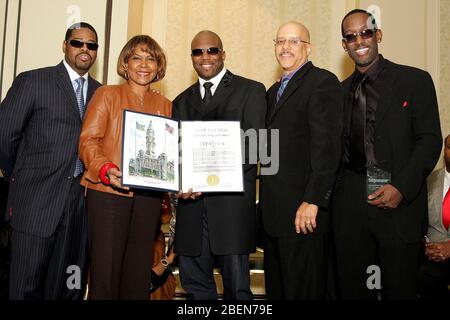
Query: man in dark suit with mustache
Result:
<box><xmin>332</xmin><ymin>9</ymin><xmax>442</xmax><ymax>299</ymax></box>
<box><xmin>260</xmin><ymin>21</ymin><xmax>343</xmax><ymax>299</ymax></box>
<box><xmin>0</xmin><ymin>22</ymin><xmax>102</xmax><ymax>299</ymax></box>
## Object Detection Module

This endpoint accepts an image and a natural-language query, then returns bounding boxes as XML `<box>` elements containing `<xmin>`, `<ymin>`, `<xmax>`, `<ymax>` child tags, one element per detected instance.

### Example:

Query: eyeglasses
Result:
<box><xmin>69</xmin><ymin>39</ymin><xmax>99</xmax><ymax>51</ymax></box>
<box><xmin>191</xmin><ymin>47</ymin><xmax>222</xmax><ymax>57</ymax></box>
<box><xmin>273</xmin><ymin>38</ymin><xmax>310</xmax><ymax>47</ymax></box>
<box><xmin>342</xmin><ymin>29</ymin><xmax>377</xmax><ymax>43</ymax></box>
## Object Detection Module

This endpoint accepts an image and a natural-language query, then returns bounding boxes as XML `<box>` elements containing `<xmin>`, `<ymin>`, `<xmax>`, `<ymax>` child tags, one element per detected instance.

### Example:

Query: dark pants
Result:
<box><xmin>418</xmin><ymin>257</ymin><xmax>450</xmax><ymax>300</ymax></box>
<box><xmin>86</xmin><ymin>189</ymin><xmax>161</xmax><ymax>300</ymax></box>
<box><xmin>178</xmin><ymin>210</ymin><xmax>252</xmax><ymax>300</ymax></box>
<box><xmin>263</xmin><ymin>229</ymin><xmax>329</xmax><ymax>300</ymax></box>
<box><xmin>9</xmin><ymin>177</ymin><xmax>87</xmax><ymax>300</ymax></box>
<box><xmin>332</xmin><ymin>169</ymin><xmax>421</xmax><ymax>300</ymax></box>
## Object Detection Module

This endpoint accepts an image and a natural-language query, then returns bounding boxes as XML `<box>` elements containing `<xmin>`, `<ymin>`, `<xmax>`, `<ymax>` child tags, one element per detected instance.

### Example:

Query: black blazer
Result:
<box><xmin>260</xmin><ymin>62</ymin><xmax>344</xmax><ymax>237</ymax></box>
<box><xmin>0</xmin><ymin>62</ymin><xmax>101</xmax><ymax>237</ymax></box>
<box><xmin>335</xmin><ymin>59</ymin><xmax>442</xmax><ymax>242</ymax></box>
<box><xmin>172</xmin><ymin>70</ymin><xmax>266</xmax><ymax>256</ymax></box>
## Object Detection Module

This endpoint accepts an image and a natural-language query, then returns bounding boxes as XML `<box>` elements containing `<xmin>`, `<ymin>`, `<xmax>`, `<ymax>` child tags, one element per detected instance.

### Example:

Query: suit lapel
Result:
<box><xmin>204</xmin><ymin>70</ymin><xmax>234</xmax><ymax>117</ymax></box>
<box><xmin>55</xmin><ymin>62</ymin><xmax>81</xmax><ymax>120</ymax></box>
<box><xmin>374</xmin><ymin>60</ymin><xmax>397</xmax><ymax>132</ymax></box>
<box><xmin>86</xmin><ymin>76</ymin><xmax>97</xmax><ymax>104</ymax></box>
<box><xmin>186</xmin><ymin>82</ymin><xmax>203</xmax><ymax>116</ymax></box>
<box><xmin>267</xmin><ymin>61</ymin><xmax>313</xmax><ymax>123</ymax></box>
<box><xmin>429</xmin><ymin>168</ymin><xmax>445</xmax><ymax>226</ymax></box>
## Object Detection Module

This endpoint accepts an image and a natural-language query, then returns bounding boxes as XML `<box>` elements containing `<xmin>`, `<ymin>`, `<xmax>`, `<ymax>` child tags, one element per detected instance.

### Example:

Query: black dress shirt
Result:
<box><xmin>345</xmin><ymin>54</ymin><xmax>387</xmax><ymax>170</ymax></box>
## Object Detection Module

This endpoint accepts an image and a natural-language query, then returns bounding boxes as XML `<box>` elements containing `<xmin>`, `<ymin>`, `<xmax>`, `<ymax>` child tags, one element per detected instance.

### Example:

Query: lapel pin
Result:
<box><xmin>402</xmin><ymin>101</ymin><xmax>408</xmax><ymax>108</ymax></box>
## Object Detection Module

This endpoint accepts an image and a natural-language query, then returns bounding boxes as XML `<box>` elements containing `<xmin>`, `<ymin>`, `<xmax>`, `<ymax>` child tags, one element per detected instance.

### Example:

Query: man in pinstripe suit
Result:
<box><xmin>0</xmin><ymin>22</ymin><xmax>101</xmax><ymax>299</ymax></box>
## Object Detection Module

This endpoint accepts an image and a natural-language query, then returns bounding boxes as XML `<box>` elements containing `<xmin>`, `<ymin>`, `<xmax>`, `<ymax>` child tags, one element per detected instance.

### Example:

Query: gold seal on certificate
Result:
<box><xmin>207</xmin><ymin>174</ymin><xmax>220</xmax><ymax>186</ymax></box>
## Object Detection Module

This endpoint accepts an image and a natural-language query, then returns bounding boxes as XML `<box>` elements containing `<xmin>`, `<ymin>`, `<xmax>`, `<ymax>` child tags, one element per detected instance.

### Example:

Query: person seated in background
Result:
<box><xmin>419</xmin><ymin>134</ymin><xmax>450</xmax><ymax>299</ymax></box>
<box><xmin>150</xmin><ymin>193</ymin><xmax>177</xmax><ymax>300</ymax></box>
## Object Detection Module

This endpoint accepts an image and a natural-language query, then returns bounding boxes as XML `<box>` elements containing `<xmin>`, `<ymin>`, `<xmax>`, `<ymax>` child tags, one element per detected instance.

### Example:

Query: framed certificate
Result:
<box><xmin>180</xmin><ymin>121</ymin><xmax>243</xmax><ymax>193</ymax></box>
<box><xmin>121</xmin><ymin>110</ymin><xmax>179</xmax><ymax>192</ymax></box>
<box><xmin>121</xmin><ymin>110</ymin><xmax>243</xmax><ymax>193</ymax></box>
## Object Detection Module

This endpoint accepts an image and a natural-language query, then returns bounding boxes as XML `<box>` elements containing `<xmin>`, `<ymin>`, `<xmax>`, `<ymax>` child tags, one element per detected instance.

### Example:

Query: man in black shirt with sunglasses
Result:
<box><xmin>172</xmin><ymin>30</ymin><xmax>266</xmax><ymax>300</ymax></box>
<box><xmin>331</xmin><ymin>9</ymin><xmax>442</xmax><ymax>299</ymax></box>
<box><xmin>0</xmin><ymin>22</ymin><xmax>101</xmax><ymax>299</ymax></box>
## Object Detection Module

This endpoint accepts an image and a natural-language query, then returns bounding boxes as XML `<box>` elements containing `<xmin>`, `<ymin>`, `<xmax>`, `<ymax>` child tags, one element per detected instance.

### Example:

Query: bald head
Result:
<box><xmin>275</xmin><ymin>21</ymin><xmax>312</xmax><ymax>75</ymax></box>
<box><xmin>191</xmin><ymin>30</ymin><xmax>223</xmax><ymax>50</ymax></box>
<box><xmin>190</xmin><ymin>30</ymin><xmax>226</xmax><ymax>80</ymax></box>
<box><xmin>277</xmin><ymin>21</ymin><xmax>310</xmax><ymax>44</ymax></box>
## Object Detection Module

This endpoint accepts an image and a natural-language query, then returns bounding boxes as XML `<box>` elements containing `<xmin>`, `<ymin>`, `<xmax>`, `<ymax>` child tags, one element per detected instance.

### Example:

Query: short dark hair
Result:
<box><xmin>341</xmin><ymin>9</ymin><xmax>378</xmax><ymax>37</ymax></box>
<box><xmin>117</xmin><ymin>35</ymin><xmax>167</xmax><ymax>83</ymax></box>
<box><xmin>65</xmin><ymin>22</ymin><xmax>98</xmax><ymax>42</ymax></box>
<box><xmin>445</xmin><ymin>134</ymin><xmax>450</xmax><ymax>145</ymax></box>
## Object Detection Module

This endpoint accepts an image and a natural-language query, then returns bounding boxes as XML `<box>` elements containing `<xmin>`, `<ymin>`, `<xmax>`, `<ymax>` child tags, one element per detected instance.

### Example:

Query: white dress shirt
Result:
<box><xmin>63</xmin><ymin>59</ymin><xmax>88</xmax><ymax>105</ymax></box>
<box><xmin>199</xmin><ymin>68</ymin><xmax>227</xmax><ymax>99</ymax></box>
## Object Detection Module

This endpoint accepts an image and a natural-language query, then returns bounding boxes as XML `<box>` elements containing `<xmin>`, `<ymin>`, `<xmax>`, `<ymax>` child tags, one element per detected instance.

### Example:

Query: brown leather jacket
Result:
<box><xmin>79</xmin><ymin>83</ymin><xmax>172</xmax><ymax>197</ymax></box>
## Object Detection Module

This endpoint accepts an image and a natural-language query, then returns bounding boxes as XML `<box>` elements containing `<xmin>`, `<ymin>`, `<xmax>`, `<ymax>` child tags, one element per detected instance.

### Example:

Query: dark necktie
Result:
<box><xmin>202</xmin><ymin>82</ymin><xmax>213</xmax><ymax>107</ymax></box>
<box><xmin>276</xmin><ymin>77</ymin><xmax>289</xmax><ymax>103</ymax></box>
<box><xmin>74</xmin><ymin>77</ymin><xmax>86</xmax><ymax>177</ymax></box>
<box><xmin>349</xmin><ymin>73</ymin><xmax>368</xmax><ymax>169</ymax></box>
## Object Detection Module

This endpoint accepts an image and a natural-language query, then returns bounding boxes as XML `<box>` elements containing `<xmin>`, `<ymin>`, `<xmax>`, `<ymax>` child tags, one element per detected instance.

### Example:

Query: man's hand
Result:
<box><xmin>107</xmin><ymin>167</ymin><xmax>129</xmax><ymax>191</ymax></box>
<box><xmin>294</xmin><ymin>202</ymin><xmax>318</xmax><ymax>235</ymax></box>
<box><xmin>368</xmin><ymin>184</ymin><xmax>403</xmax><ymax>209</ymax></box>
<box><xmin>425</xmin><ymin>241</ymin><xmax>450</xmax><ymax>262</ymax></box>
<box><xmin>176</xmin><ymin>188</ymin><xmax>202</xmax><ymax>200</ymax></box>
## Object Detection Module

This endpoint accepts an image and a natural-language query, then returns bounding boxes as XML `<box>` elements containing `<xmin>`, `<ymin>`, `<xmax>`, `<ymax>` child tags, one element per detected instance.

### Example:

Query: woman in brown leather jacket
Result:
<box><xmin>79</xmin><ymin>35</ymin><xmax>172</xmax><ymax>299</ymax></box>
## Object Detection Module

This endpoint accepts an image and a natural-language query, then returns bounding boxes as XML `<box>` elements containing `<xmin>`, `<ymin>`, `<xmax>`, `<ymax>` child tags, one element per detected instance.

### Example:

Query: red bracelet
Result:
<box><xmin>99</xmin><ymin>162</ymin><xmax>119</xmax><ymax>186</ymax></box>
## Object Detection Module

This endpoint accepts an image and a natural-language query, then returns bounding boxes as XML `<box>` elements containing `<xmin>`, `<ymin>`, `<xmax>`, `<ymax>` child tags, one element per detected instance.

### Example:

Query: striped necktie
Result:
<box><xmin>74</xmin><ymin>77</ymin><xmax>86</xmax><ymax>177</ymax></box>
<box><xmin>276</xmin><ymin>77</ymin><xmax>289</xmax><ymax>103</ymax></box>
<box><xmin>75</xmin><ymin>77</ymin><xmax>86</xmax><ymax>118</ymax></box>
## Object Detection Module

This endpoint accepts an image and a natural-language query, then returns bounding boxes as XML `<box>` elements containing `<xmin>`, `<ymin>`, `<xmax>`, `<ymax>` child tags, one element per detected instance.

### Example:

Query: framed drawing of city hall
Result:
<box><xmin>121</xmin><ymin>110</ymin><xmax>179</xmax><ymax>192</ymax></box>
<box><xmin>121</xmin><ymin>110</ymin><xmax>244</xmax><ymax>193</ymax></box>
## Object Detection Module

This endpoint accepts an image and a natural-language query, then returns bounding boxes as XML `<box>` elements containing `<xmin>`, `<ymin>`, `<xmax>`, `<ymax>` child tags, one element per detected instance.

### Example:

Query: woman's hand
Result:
<box><xmin>107</xmin><ymin>167</ymin><xmax>130</xmax><ymax>191</ymax></box>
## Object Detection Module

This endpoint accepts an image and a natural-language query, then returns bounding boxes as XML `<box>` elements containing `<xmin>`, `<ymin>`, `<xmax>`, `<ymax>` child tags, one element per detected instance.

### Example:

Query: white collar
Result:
<box><xmin>63</xmin><ymin>59</ymin><xmax>89</xmax><ymax>83</ymax></box>
<box><xmin>198</xmin><ymin>68</ymin><xmax>227</xmax><ymax>96</ymax></box>
<box><xmin>444</xmin><ymin>168</ymin><xmax>450</xmax><ymax>195</ymax></box>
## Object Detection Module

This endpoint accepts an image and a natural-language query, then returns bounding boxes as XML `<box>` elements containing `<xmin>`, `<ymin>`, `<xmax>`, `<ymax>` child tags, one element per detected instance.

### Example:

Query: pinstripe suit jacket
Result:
<box><xmin>0</xmin><ymin>61</ymin><xmax>101</xmax><ymax>237</ymax></box>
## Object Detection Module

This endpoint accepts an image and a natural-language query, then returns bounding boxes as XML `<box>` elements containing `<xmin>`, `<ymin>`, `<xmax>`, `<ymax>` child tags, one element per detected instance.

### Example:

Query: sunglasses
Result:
<box><xmin>342</xmin><ymin>29</ymin><xmax>377</xmax><ymax>43</ymax></box>
<box><xmin>69</xmin><ymin>39</ymin><xmax>99</xmax><ymax>51</ymax></box>
<box><xmin>191</xmin><ymin>47</ymin><xmax>222</xmax><ymax>57</ymax></box>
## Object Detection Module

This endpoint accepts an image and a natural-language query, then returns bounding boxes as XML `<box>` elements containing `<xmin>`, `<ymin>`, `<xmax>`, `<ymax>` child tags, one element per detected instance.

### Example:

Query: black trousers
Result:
<box><xmin>332</xmin><ymin>169</ymin><xmax>421</xmax><ymax>300</ymax></box>
<box><xmin>418</xmin><ymin>256</ymin><xmax>450</xmax><ymax>300</ymax></box>
<box><xmin>178</xmin><ymin>209</ymin><xmax>252</xmax><ymax>300</ymax></box>
<box><xmin>9</xmin><ymin>176</ymin><xmax>87</xmax><ymax>300</ymax></box>
<box><xmin>263</xmin><ymin>229</ymin><xmax>329</xmax><ymax>300</ymax></box>
<box><xmin>86</xmin><ymin>189</ymin><xmax>161</xmax><ymax>300</ymax></box>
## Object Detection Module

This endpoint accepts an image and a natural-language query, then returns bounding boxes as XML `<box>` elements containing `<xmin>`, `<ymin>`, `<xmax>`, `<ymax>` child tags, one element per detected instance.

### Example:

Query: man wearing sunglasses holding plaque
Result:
<box><xmin>0</xmin><ymin>22</ymin><xmax>101</xmax><ymax>299</ymax></box>
<box><xmin>331</xmin><ymin>9</ymin><xmax>442</xmax><ymax>299</ymax></box>
<box><xmin>172</xmin><ymin>30</ymin><xmax>266</xmax><ymax>300</ymax></box>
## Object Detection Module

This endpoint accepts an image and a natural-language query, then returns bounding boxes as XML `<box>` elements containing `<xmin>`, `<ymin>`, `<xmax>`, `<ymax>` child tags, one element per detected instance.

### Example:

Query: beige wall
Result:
<box><xmin>161</xmin><ymin>0</ymin><xmax>348</xmax><ymax>100</ymax></box>
<box><xmin>441</xmin><ymin>0</ymin><xmax>450</xmax><ymax>142</ymax></box>
<box><xmin>0</xmin><ymin>0</ymin><xmax>449</xmax><ymax>155</ymax></box>
<box><xmin>1</xmin><ymin>0</ymin><xmax>107</xmax><ymax>97</ymax></box>
<box><xmin>17</xmin><ymin>0</ymin><xmax>107</xmax><ymax>77</ymax></box>
<box><xmin>0</xmin><ymin>1</ymin><xmax>6</xmax><ymax>80</ymax></box>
